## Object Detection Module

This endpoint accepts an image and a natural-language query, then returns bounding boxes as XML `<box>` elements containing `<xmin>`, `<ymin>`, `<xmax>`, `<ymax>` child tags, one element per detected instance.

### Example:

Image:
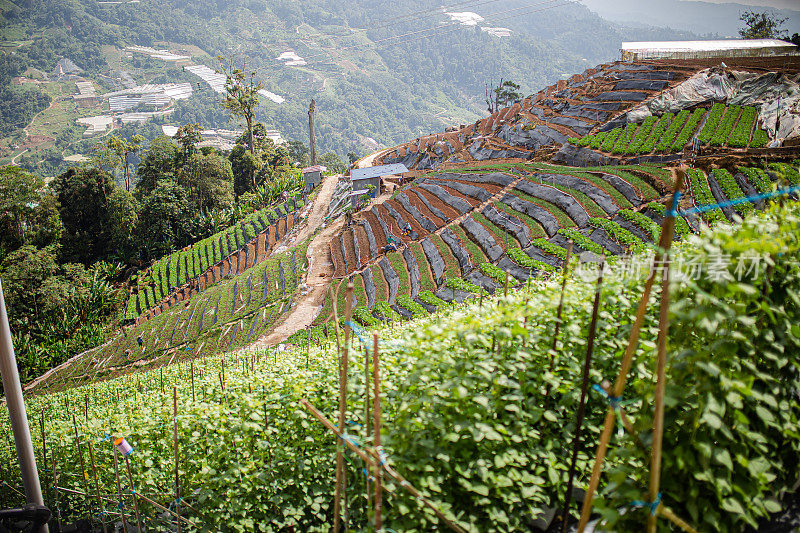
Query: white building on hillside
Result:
<box><xmin>621</xmin><ymin>39</ymin><xmax>798</xmax><ymax>61</ymax></box>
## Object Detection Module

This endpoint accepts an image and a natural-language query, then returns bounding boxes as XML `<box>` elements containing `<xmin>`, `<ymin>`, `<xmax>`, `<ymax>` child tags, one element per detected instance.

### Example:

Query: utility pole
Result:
<box><xmin>308</xmin><ymin>99</ymin><xmax>317</xmax><ymax>166</ymax></box>
<box><xmin>0</xmin><ymin>277</ymin><xmax>48</xmax><ymax>532</ymax></box>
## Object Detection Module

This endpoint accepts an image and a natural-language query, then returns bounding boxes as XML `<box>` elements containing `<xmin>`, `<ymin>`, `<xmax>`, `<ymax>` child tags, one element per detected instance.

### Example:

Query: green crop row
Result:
<box><xmin>712</xmin><ymin>169</ymin><xmax>752</xmax><ymax>216</ymax></box>
<box><xmin>353</xmin><ymin>306</ymin><xmax>381</xmax><ymax>327</ymax></box>
<box><xmin>587</xmin><ymin>217</ymin><xmax>644</xmax><ymax>249</ymax></box>
<box><xmin>127</xmin><ymin>193</ymin><xmax>303</xmax><ymax>318</ymax></box>
<box><xmin>670</xmin><ymin>108</ymin><xmax>706</xmax><ymax>151</ymax></box>
<box><xmin>697</xmin><ymin>102</ymin><xmax>725</xmax><ymax>144</ymax></box>
<box><xmin>616</xmin><ymin>209</ymin><xmax>660</xmax><ymax>240</ymax></box>
<box><xmin>656</xmin><ymin>109</ymin><xmax>690</xmax><ymax>152</ymax></box>
<box><xmin>478</xmin><ymin>262</ymin><xmax>508</xmax><ymax>284</ymax></box>
<box><xmin>639</xmin><ymin>113</ymin><xmax>673</xmax><ymax>154</ymax></box>
<box><xmin>531</xmin><ymin>238</ymin><xmax>567</xmax><ymax>259</ymax></box>
<box><xmin>727</xmin><ymin>106</ymin><xmax>756</xmax><ymax>148</ymax></box>
<box><xmin>738</xmin><ymin>167</ymin><xmax>772</xmax><ymax>193</ymax></box>
<box><xmin>769</xmin><ymin>162</ymin><xmax>800</xmax><ymax>186</ymax></box>
<box><xmin>589</xmin><ymin>130</ymin><xmax>607</xmax><ymax>149</ymax></box>
<box><xmin>687</xmin><ymin>168</ymin><xmax>725</xmax><ymax>224</ymax></box>
<box><xmin>417</xmin><ymin>289</ymin><xmax>447</xmax><ymax>308</ymax></box>
<box><xmin>409</xmin><ymin>243</ymin><xmax>437</xmax><ymax>293</ymax></box>
<box><xmin>373</xmin><ymin>300</ymin><xmax>401</xmax><ymax>322</ymax></box>
<box><xmin>749</xmin><ymin>129</ymin><xmax>770</xmax><ymax>148</ymax></box>
<box><xmin>556</xmin><ymin>228</ymin><xmax>610</xmax><ymax>256</ymax></box>
<box><xmin>445</xmin><ymin>276</ymin><xmax>483</xmax><ymax>294</ymax></box>
<box><xmin>625</xmin><ymin>116</ymin><xmax>657</xmax><ymax>155</ymax></box>
<box><xmin>612</xmin><ymin>123</ymin><xmax>638</xmax><ymax>154</ymax></box>
<box><xmin>396</xmin><ymin>294</ymin><xmax>428</xmax><ymax>318</ymax></box>
<box><xmin>473</xmin><ymin>211</ymin><xmax>519</xmax><ymax>249</ymax></box>
<box><xmin>511</xmin><ymin>190</ymin><xmax>576</xmax><ymax>228</ymax></box>
<box><xmin>506</xmin><ymin>246</ymin><xmax>556</xmax><ymax>273</ymax></box>
<box><xmin>644</xmin><ymin>201</ymin><xmax>692</xmax><ymax>238</ymax></box>
<box><xmin>600</xmin><ymin>127</ymin><xmax>622</xmax><ymax>152</ymax></box>
<box><xmin>709</xmin><ymin>105</ymin><xmax>742</xmax><ymax>147</ymax></box>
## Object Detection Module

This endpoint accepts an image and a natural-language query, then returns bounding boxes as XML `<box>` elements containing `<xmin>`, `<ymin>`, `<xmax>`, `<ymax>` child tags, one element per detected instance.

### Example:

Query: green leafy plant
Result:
<box><xmin>670</xmin><ymin>108</ymin><xmax>706</xmax><ymax>151</ymax></box>
<box><xmin>749</xmin><ymin>129</ymin><xmax>769</xmax><ymax>148</ymax></box>
<box><xmin>556</xmin><ymin>228</ymin><xmax>610</xmax><ymax>256</ymax></box>
<box><xmin>587</xmin><ymin>217</ymin><xmax>644</xmax><ymax>249</ymax></box>
<box><xmin>531</xmin><ymin>238</ymin><xmax>567</xmax><ymax>259</ymax></box>
<box><xmin>616</xmin><ymin>209</ymin><xmax>660</xmax><ymax>240</ymax></box>
<box><xmin>506</xmin><ymin>246</ymin><xmax>556</xmax><ymax>273</ymax></box>
<box><xmin>711</xmin><ymin>168</ymin><xmax>752</xmax><ymax>215</ymax></box>
<box><xmin>418</xmin><ymin>290</ymin><xmax>447</xmax><ymax>308</ymax></box>
<box><xmin>625</xmin><ymin>116</ymin><xmax>657</xmax><ymax>154</ymax></box>
<box><xmin>687</xmin><ymin>168</ymin><xmax>725</xmax><ymax>224</ymax></box>
<box><xmin>698</xmin><ymin>102</ymin><xmax>725</xmax><ymax>144</ymax></box>
<box><xmin>727</xmin><ymin>106</ymin><xmax>757</xmax><ymax>148</ymax></box>
<box><xmin>396</xmin><ymin>294</ymin><xmax>428</xmax><ymax>318</ymax></box>
<box><xmin>656</xmin><ymin>109</ymin><xmax>690</xmax><ymax>152</ymax></box>
<box><xmin>709</xmin><ymin>105</ymin><xmax>742</xmax><ymax>147</ymax></box>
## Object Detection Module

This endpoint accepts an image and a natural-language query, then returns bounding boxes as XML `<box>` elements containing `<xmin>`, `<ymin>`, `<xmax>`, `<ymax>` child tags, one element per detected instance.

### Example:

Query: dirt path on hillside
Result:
<box><xmin>245</xmin><ymin>175</ymin><xmax>343</xmax><ymax>347</ymax></box>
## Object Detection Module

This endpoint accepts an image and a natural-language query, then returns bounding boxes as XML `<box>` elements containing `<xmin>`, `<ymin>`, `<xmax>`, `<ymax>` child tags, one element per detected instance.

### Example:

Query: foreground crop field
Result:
<box><xmin>3</xmin><ymin>202</ymin><xmax>799</xmax><ymax>532</ymax></box>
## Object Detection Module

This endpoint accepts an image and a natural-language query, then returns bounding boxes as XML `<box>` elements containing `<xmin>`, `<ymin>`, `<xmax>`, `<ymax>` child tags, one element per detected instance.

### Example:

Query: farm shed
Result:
<box><xmin>621</xmin><ymin>39</ymin><xmax>798</xmax><ymax>61</ymax></box>
<box><xmin>350</xmin><ymin>163</ymin><xmax>409</xmax><ymax>197</ymax></box>
<box><xmin>302</xmin><ymin>165</ymin><xmax>327</xmax><ymax>193</ymax></box>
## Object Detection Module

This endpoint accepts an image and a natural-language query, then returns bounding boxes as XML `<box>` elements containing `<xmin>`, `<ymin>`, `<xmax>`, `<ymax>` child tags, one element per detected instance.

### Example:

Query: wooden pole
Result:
<box><xmin>333</xmin><ymin>282</ymin><xmax>354</xmax><ymax>532</ymax></box>
<box><xmin>372</xmin><ymin>333</ymin><xmax>382</xmax><ymax>531</ymax></box>
<box><xmin>124</xmin><ymin>454</ymin><xmax>144</xmax><ymax>533</ymax></box>
<box><xmin>647</xmin><ymin>213</ymin><xmax>675</xmax><ymax>533</ymax></box>
<box><xmin>191</xmin><ymin>361</ymin><xmax>195</xmax><ymax>403</ymax></box>
<box><xmin>173</xmin><ymin>386</ymin><xmax>182</xmax><ymax>533</ymax></box>
<box><xmin>87</xmin><ymin>441</ymin><xmax>109</xmax><ymax>533</ymax></box>
<box><xmin>52</xmin><ymin>438</ymin><xmax>63</xmax><ymax>531</ymax></box>
<box><xmin>504</xmin><ymin>271</ymin><xmax>509</xmax><ymax>296</ymax></box>
<box><xmin>301</xmin><ymin>398</ymin><xmax>467</xmax><ymax>533</ymax></box>
<box><xmin>544</xmin><ymin>240</ymin><xmax>573</xmax><ymax>408</ymax></box>
<box><xmin>112</xmin><ymin>445</ymin><xmax>129</xmax><ymax>533</ymax></box>
<box><xmin>71</xmin><ymin>413</ymin><xmax>93</xmax><ymax>520</ymax></box>
<box><xmin>561</xmin><ymin>261</ymin><xmax>605</xmax><ymax>533</ymax></box>
<box><xmin>308</xmin><ymin>99</ymin><xmax>317</xmax><ymax>166</ymax></box>
<box><xmin>364</xmin><ymin>345</ymin><xmax>372</xmax><ymax>516</ymax></box>
<box><xmin>577</xmin><ymin>176</ymin><xmax>682</xmax><ymax>532</ymax></box>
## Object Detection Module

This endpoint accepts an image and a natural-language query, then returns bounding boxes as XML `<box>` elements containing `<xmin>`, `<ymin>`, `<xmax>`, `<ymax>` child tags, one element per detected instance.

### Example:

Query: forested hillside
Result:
<box><xmin>0</xmin><ymin>0</ymin><xmax>695</xmax><ymax>164</ymax></box>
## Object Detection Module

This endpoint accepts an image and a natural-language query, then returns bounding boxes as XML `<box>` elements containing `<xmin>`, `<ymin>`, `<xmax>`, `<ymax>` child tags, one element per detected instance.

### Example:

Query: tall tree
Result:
<box><xmin>94</xmin><ymin>134</ymin><xmax>145</xmax><ymax>191</ymax></box>
<box><xmin>52</xmin><ymin>166</ymin><xmax>114</xmax><ymax>264</ymax></box>
<box><xmin>178</xmin><ymin>152</ymin><xmax>234</xmax><ymax>211</ymax></box>
<box><xmin>739</xmin><ymin>10</ymin><xmax>788</xmax><ymax>39</ymax></box>
<box><xmin>174</xmin><ymin>123</ymin><xmax>203</xmax><ymax>161</ymax></box>
<box><xmin>220</xmin><ymin>58</ymin><xmax>262</xmax><ymax>188</ymax></box>
<box><xmin>230</xmin><ymin>144</ymin><xmax>260</xmax><ymax>197</ymax></box>
<box><xmin>136</xmin><ymin>135</ymin><xmax>178</xmax><ymax>194</ymax></box>
<box><xmin>107</xmin><ymin>187</ymin><xmax>139</xmax><ymax>263</ymax></box>
<box><xmin>137</xmin><ymin>180</ymin><xmax>192</xmax><ymax>261</ymax></box>
<box><xmin>0</xmin><ymin>166</ymin><xmax>45</xmax><ymax>253</ymax></box>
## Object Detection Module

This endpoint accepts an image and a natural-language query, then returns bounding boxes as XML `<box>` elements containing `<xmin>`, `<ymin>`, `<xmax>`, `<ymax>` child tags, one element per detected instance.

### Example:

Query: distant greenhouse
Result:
<box><xmin>621</xmin><ymin>39</ymin><xmax>798</xmax><ymax>61</ymax></box>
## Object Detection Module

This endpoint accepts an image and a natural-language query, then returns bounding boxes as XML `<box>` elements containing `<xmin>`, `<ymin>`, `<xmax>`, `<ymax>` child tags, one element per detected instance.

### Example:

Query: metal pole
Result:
<box><xmin>0</xmin><ymin>277</ymin><xmax>49</xmax><ymax>532</ymax></box>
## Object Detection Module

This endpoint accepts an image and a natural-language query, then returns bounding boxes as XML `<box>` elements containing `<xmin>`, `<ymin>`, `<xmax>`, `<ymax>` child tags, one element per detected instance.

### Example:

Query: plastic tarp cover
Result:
<box><xmin>624</xmin><ymin>68</ymin><xmax>800</xmax><ymax>142</ymax></box>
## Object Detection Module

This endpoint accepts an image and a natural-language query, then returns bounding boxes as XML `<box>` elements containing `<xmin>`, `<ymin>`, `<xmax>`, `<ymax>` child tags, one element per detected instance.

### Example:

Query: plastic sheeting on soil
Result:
<box><xmin>626</xmin><ymin>68</ymin><xmax>800</xmax><ymax>143</ymax></box>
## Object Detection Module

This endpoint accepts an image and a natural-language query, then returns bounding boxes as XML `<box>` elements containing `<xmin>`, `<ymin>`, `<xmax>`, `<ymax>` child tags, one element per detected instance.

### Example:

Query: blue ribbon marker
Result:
<box><xmin>631</xmin><ymin>492</ymin><xmax>662</xmax><ymax>516</ymax></box>
<box><xmin>668</xmin><ymin>184</ymin><xmax>800</xmax><ymax>218</ymax></box>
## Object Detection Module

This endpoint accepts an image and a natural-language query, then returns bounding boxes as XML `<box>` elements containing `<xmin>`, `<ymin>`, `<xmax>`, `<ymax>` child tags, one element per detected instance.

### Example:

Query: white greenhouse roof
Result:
<box><xmin>351</xmin><ymin>163</ymin><xmax>409</xmax><ymax>181</ymax></box>
<box><xmin>621</xmin><ymin>39</ymin><xmax>796</xmax><ymax>53</ymax></box>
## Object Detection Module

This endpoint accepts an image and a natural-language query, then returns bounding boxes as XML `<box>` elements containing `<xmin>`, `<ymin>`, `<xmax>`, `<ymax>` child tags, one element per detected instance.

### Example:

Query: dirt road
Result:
<box><xmin>246</xmin><ymin>174</ymin><xmax>343</xmax><ymax>347</ymax></box>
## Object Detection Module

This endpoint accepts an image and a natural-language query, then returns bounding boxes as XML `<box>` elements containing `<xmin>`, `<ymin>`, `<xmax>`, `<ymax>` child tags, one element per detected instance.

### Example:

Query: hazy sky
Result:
<box><xmin>685</xmin><ymin>0</ymin><xmax>800</xmax><ymax>9</ymax></box>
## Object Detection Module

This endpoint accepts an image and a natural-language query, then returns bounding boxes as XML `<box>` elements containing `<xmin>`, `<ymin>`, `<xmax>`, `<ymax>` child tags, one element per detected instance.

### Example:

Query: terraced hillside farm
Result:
<box><xmin>377</xmin><ymin>56</ymin><xmax>800</xmax><ymax>170</ymax></box>
<box><xmin>314</xmin><ymin>159</ymin><xmax>798</xmax><ymax>332</ymax></box>
<box><xmin>126</xmin><ymin>192</ymin><xmax>307</xmax><ymax>322</ymax></box>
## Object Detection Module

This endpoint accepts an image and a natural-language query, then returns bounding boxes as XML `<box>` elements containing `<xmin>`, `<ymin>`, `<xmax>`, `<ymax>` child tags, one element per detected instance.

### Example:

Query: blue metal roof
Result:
<box><xmin>351</xmin><ymin>163</ymin><xmax>408</xmax><ymax>181</ymax></box>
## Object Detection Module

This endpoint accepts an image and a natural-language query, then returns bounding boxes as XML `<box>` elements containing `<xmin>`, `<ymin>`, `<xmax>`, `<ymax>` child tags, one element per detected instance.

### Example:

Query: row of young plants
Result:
<box><xmin>570</xmin><ymin>104</ymin><xmax>768</xmax><ymax>154</ymax></box>
<box><xmin>5</xmin><ymin>202</ymin><xmax>799</xmax><ymax>532</ymax></box>
<box><xmin>687</xmin><ymin>168</ymin><xmax>726</xmax><ymax>224</ymax></box>
<box><xmin>35</xmin><ymin>236</ymin><xmax>312</xmax><ymax>393</ymax></box>
<box><xmin>125</xmin><ymin>193</ymin><xmax>305</xmax><ymax>319</ymax></box>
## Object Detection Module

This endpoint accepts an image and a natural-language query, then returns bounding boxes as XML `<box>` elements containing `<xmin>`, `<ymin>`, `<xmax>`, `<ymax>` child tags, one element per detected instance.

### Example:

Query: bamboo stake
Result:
<box><xmin>191</xmin><ymin>361</ymin><xmax>195</xmax><ymax>403</ymax></box>
<box><xmin>504</xmin><ymin>271</ymin><xmax>509</xmax><ymax>296</ymax></box>
<box><xmin>71</xmin><ymin>413</ymin><xmax>93</xmax><ymax>520</ymax></box>
<box><xmin>301</xmin><ymin>398</ymin><xmax>467</xmax><ymax>533</ymax></box>
<box><xmin>577</xmin><ymin>175</ymin><xmax>683</xmax><ymax>532</ymax></box>
<box><xmin>39</xmin><ymin>411</ymin><xmax>50</xmax><ymax>521</ymax></box>
<box><xmin>333</xmin><ymin>282</ymin><xmax>354</xmax><ymax>532</ymax></box>
<box><xmin>364</xmin><ymin>345</ymin><xmax>372</xmax><ymax>516</ymax></box>
<box><xmin>51</xmin><ymin>436</ymin><xmax>63</xmax><ymax>531</ymax></box>
<box><xmin>124</xmin><ymin>453</ymin><xmax>144</xmax><ymax>533</ymax></box>
<box><xmin>561</xmin><ymin>260</ymin><xmax>604</xmax><ymax>533</ymax></box>
<box><xmin>647</xmin><ymin>215</ymin><xmax>675</xmax><ymax>533</ymax></box>
<box><xmin>544</xmin><ymin>240</ymin><xmax>573</xmax><ymax>408</ymax></box>
<box><xmin>173</xmin><ymin>386</ymin><xmax>182</xmax><ymax>533</ymax></box>
<box><xmin>87</xmin><ymin>441</ymin><xmax>109</xmax><ymax>533</ymax></box>
<box><xmin>372</xmin><ymin>333</ymin><xmax>382</xmax><ymax>531</ymax></box>
<box><xmin>113</xmin><ymin>444</ymin><xmax>129</xmax><ymax>533</ymax></box>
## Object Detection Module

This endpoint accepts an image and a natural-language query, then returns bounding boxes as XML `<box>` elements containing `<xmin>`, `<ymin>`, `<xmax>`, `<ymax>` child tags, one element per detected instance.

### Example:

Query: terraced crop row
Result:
<box><xmin>570</xmin><ymin>104</ymin><xmax>769</xmax><ymax>154</ymax></box>
<box><xmin>125</xmin><ymin>193</ymin><xmax>305</xmax><ymax>320</ymax></box>
<box><xmin>38</xmin><ymin>238</ymin><xmax>311</xmax><ymax>393</ymax></box>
